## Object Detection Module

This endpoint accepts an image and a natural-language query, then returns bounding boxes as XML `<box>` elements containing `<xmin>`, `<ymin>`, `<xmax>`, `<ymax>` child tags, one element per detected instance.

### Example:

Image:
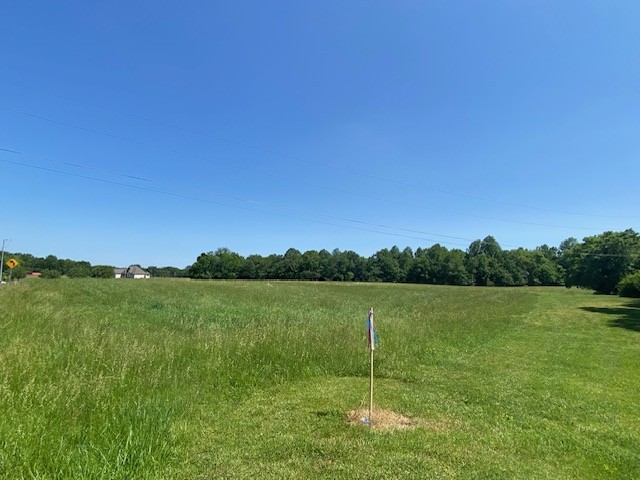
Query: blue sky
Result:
<box><xmin>1</xmin><ymin>1</ymin><xmax>638</xmax><ymax>268</ymax></box>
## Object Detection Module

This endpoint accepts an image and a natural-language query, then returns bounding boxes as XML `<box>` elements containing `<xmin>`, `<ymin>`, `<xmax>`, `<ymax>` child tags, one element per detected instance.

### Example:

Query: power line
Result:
<box><xmin>2</xmin><ymin>156</ymin><xmax>635</xmax><ymax>257</ymax></box>
<box><xmin>0</xmin><ymin>145</ymin><xmax>605</xmax><ymax>235</ymax></box>
<box><xmin>0</xmin><ymin>106</ymin><xmax>605</xmax><ymax>231</ymax></box>
<box><xmin>0</xmin><ymin>157</ymin><xmax>474</xmax><ymax>248</ymax></box>
<box><xmin>0</xmin><ymin>146</ymin><xmax>483</xmax><ymax>245</ymax></box>
<box><xmin>3</xmin><ymin>82</ymin><xmax>633</xmax><ymax>220</ymax></box>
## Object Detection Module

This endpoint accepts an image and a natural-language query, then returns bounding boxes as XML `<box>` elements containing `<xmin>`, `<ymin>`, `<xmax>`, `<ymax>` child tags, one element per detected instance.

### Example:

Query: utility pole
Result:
<box><xmin>0</xmin><ymin>238</ymin><xmax>9</xmax><ymax>283</ymax></box>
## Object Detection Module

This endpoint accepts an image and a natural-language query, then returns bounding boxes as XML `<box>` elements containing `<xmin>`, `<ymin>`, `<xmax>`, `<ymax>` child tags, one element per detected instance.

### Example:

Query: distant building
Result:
<box><xmin>26</xmin><ymin>271</ymin><xmax>42</xmax><ymax>278</ymax></box>
<box><xmin>114</xmin><ymin>265</ymin><xmax>151</xmax><ymax>279</ymax></box>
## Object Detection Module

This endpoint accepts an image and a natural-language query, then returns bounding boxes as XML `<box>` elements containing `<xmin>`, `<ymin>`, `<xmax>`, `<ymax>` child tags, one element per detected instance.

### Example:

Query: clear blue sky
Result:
<box><xmin>1</xmin><ymin>1</ymin><xmax>638</xmax><ymax>268</ymax></box>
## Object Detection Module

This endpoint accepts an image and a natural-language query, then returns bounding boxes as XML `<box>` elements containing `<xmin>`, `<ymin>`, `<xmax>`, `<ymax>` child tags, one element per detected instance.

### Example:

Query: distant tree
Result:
<box><xmin>330</xmin><ymin>249</ymin><xmax>346</xmax><ymax>281</ymax></box>
<box><xmin>409</xmin><ymin>244</ymin><xmax>441</xmax><ymax>284</ymax></box>
<box><xmin>41</xmin><ymin>269</ymin><xmax>61</xmax><ymax>279</ymax></box>
<box><xmin>535</xmin><ymin>244</ymin><xmax>559</xmax><ymax>261</ymax></box>
<box><xmin>239</xmin><ymin>254</ymin><xmax>266</xmax><ymax>279</ymax></box>
<box><xmin>318</xmin><ymin>249</ymin><xmax>335</xmax><ymax>281</ymax></box>
<box><xmin>408</xmin><ymin>245</ymin><xmax>472</xmax><ymax>285</ymax></box>
<box><xmin>347</xmin><ymin>250</ymin><xmax>368</xmax><ymax>282</ymax></box>
<box><xmin>559</xmin><ymin>237</ymin><xmax>578</xmax><ymax>254</ymax></box>
<box><xmin>479</xmin><ymin>236</ymin><xmax>502</xmax><ymax>258</ymax></box>
<box><xmin>504</xmin><ymin>248</ymin><xmax>560</xmax><ymax>286</ymax></box>
<box><xmin>447</xmin><ymin>249</ymin><xmax>473</xmax><ymax>286</ymax></box>
<box><xmin>428</xmin><ymin>244</ymin><xmax>451</xmax><ymax>284</ymax></box>
<box><xmin>189</xmin><ymin>248</ymin><xmax>244</xmax><ymax>279</ymax></box>
<box><xmin>147</xmin><ymin>266</ymin><xmax>187</xmax><ymax>277</ymax></box>
<box><xmin>564</xmin><ymin>230</ymin><xmax>640</xmax><ymax>294</ymax></box>
<box><xmin>281</xmin><ymin>248</ymin><xmax>302</xmax><ymax>279</ymax></box>
<box><xmin>57</xmin><ymin>259</ymin><xmax>89</xmax><ymax>276</ymax></box>
<box><xmin>558</xmin><ymin>237</ymin><xmax>578</xmax><ymax>271</ymax></box>
<box><xmin>44</xmin><ymin>255</ymin><xmax>60</xmax><ymax>271</ymax></box>
<box><xmin>466</xmin><ymin>237</ymin><xmax>514</xmax><ymax>286</ymax></box>
<box><xmin>299</xmin><ymin>250</ymin><xmax>322</xmax><ymax>280</ymax></box>
<box><xmin>530</xmin><ymin>250</ymin><xmax>564</xmax><ymax>286</ymax></box>
<box><xmin>397</xmin><ymin>247</ymin><xmax>414</xmax><ymax>281</ymax></box>
<box><xmin>189</xmin><ymin>253</ymin><xmax>214</xmax><ymax>279</ymax></box>
<box><xmin>264</xmin><ymin>253</ymin><xmax>284</xmax><ymax>279</ymax></box>
<box><xmin>68</xmin><ymin>266</ymin><xmax>92</xmax><ymax>278</ymax></box>
<box><xmin>370</xmin><ymin>248</ymin><xmax>402</xmax><ymax>283</ymax></box>
<box><xmin>333</xmin><ymin>249</ymin><xmax>366</xmax><ymax>282</ymax></box>
<box><xmin>91</xmin><ymin>265</ymin><xmax>115</xmax><ymax>278</ymax></box>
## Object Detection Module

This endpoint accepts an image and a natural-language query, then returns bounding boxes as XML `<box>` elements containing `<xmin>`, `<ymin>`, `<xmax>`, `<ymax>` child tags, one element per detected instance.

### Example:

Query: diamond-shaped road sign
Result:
<box><xmin>5</xmin><ymin>258</ymin><xmax>19</xmax><ymax>269</ymax></box>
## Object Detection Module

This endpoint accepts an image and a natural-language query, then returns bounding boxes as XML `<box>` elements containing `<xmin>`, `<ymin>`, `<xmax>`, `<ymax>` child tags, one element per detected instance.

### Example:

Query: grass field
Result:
<box><xmin>1</xmin><ymin>279</ymin><xmax>639</xmax><ymax>479</ymax></box>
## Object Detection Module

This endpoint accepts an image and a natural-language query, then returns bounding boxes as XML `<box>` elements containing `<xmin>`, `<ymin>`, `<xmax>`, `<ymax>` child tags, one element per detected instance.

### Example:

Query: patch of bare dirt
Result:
<box><xmin>347</xmin><ymin>407</ymin><xmax>418</xmax><ymax>431</ymax></box>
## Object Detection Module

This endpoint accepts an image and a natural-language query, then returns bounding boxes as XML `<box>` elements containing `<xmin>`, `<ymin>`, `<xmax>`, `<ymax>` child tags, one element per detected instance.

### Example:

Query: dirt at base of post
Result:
<box><xmin>347</xmin><ymin>407</ymin><xmax>418</xmax><ymax>431</ymax></box>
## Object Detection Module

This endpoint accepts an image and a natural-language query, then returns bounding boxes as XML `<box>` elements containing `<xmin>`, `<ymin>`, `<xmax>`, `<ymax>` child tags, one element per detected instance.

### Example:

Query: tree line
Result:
<box><xmin>2</xmin><ymin>254</ymin><xmax>189</xmax><ymax>280</ymax></box>
<box><xmin>4</xmin><ymin>229</ymin><xmax>639</xmax><ymax>297</ymax></box>
<box><xmin>188</xmin><ymin>230</ymin><xmax>640</xmax><ymax>296</ymax></box>
<box><xmin>188</xmin><ymin>239</ymin><xmax>563</xmax><ymax>285</ymax></box>
<box><xmin>2</xmin><ymin>253</ymin><xmax>115</xmax><ymax>279</ymax></box>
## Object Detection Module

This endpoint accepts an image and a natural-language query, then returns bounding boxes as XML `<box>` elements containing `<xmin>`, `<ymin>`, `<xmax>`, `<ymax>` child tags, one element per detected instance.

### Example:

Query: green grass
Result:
<box><xmin>1</xmin><ymin>279</ymin><xmax>639</xmax><ymax>478</ymax></box>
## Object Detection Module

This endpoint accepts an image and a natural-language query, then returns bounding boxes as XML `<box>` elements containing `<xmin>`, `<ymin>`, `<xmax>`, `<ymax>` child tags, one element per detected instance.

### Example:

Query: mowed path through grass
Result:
<box><xmin>1</xmin><ymin>279</ymin><xmax>638</xmax><ymax>478</ymax></box>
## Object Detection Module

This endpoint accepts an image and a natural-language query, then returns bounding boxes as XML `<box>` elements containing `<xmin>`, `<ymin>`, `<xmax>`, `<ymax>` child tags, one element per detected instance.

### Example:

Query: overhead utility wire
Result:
<box><xmin>2</xmin><ymin>157</ymin><xmax>635</xmax><ymax>259</ymax></box>
<box><xmin>4</xmin><ymin>83</ymin><xmax>629</xmax><ymax>219</ymax></box>
<box><xmin>0</xmin><ymin>146</ymin><xmax>482</xmax><ymax>245</ymax></box>
<box><xmin>0</xmin><ymin>157</ymin><xmax>472</xmax><ymax>248</ymax></box>
<box><xmin>8</xmin><ymin>146</ymin><xmax>639</xmax><ymax>256</ymax></box>
<box><xmin>0</xmin><ymin>106</ymin><xmax>602</xmax><ymax>231</ymax></box>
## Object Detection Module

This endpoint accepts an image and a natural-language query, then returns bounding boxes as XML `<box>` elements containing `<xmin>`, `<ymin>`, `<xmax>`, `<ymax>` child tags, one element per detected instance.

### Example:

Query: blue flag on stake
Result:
<box><xmin>366</xmin><ymin>308</ymin><xmax>379</xmax><ymax>350</ymax></box>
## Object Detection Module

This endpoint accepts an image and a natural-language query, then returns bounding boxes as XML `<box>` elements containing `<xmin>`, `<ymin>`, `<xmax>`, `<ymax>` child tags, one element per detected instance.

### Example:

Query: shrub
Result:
<box><xmin>618</xmin><ymin>271</ymin><xmax>640</xmax><ymax>298</ymax></box>
<box><xmin>67</xmin><ymin>266</ymin><xmax>92</xmax><ymax>278</ymax></box>
<box><xmin>41</xmin><ymin>269</ymin><xmax>62</xmax><ymax>279</ymax></box>
<box><xmin>91</xmin><ymin>265</ymin><xmax>115</xmax><ymax>278</ymax></box>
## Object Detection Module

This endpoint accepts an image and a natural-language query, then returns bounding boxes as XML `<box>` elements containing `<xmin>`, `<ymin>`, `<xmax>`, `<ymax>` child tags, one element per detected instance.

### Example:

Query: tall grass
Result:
<box><xmin>1</xmin><ymin>279</ymin><xmax>638</xmax><ymax>478</ymax></box>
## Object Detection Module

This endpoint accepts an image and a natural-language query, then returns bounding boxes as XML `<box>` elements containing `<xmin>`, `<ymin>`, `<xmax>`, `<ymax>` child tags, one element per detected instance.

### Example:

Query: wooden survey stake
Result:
<box><xmin>366</xmin><ymin>308</ymin><xmax>377</xmax><ymax>425</ymax></box>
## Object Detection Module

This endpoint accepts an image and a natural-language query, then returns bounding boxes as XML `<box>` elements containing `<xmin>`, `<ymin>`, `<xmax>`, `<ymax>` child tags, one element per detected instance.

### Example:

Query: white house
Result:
<box><xmin>114</xmin><ymin>265</ymin><xmax>151</xmax><ymax>279</ymax></box>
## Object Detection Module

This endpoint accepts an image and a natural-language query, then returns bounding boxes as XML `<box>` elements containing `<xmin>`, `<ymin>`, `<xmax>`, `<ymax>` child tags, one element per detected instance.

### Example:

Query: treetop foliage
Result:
<box><xmin>562</xmin><ymin>229</ymin><xmax>640</xmax><ymax>294</ymax></box>
<box><xmin>188</xmin><ymin>235</ymin><xmax>567</xmax><ymax>287</ymax></box>
<box><xmin>187</xmin><ymin>230</ymin><xmax>639</xmax><ymax>294</ymax></box>
<box><xmin>5</xmin><ymin>229</ymin><xmax>638</xmax><ymax>295</ymax></box>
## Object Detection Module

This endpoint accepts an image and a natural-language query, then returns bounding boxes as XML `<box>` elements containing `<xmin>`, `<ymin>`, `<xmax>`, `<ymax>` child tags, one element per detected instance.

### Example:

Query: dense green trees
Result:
<box><xmin>408</xmin><ymin>245</ymin><xmax>472</xmax><ymax>285</ymax></box>
<box><xmin>91</xmin><ymin>265</ymin><xmax>116</xmax><ymax>278</ymax></box>
<box><xmin>40</xmin><ymin>269</ymin><xmax>61</xmax><ymax>279</ymax></box>
<box><xmin>185</xmin><ymin>229</ymin><xmax>640</xmax><ymax>295</ymax></box>
<box><xmin>188</xmin><ymin>248</ymin><xmax>245</xmax><ymax>279</ymax></box>
<box><xmin>5</xmin><ymin>229</ymin><xmax>638</xmax><ymax>294</ymax></box>
<box><xmin>146</xmin><ymin>266</ymin><xmax>188</xmax><ymax>277</ymax></box>
<box><xmin>67</xmin><ymin>265</ymin><xmax>92</xmax><ymax>278</ymax></box>
<box><xmin>186</xmin><ymin>236</ymin><xmax>567</xmax><ymax>286</ymax></box>
<box><xmin>1</xmin><ymin>253</ymin><xmax>113</xmax><ymax>280</ymax></box>
<box><xmin>562</xmin><ymin>230</ymin><xmax>640</xmax><ymax>294</ymax></box>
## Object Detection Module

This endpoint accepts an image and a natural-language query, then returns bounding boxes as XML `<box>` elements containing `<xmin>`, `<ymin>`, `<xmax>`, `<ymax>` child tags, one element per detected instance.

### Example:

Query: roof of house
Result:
<box><xmin>114</xmin><ymin>265</ymin><xmax>150</xmax><ymax>276</ymax></box>
<box><xmin>127</xmin><ymin>265</ymin><xmax>150</xmax><ymax>275</ymax></box>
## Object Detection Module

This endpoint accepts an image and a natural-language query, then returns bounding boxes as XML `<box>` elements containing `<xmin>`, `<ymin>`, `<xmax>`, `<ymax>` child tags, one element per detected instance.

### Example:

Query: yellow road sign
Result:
<box><xmin>6</xmin><ymin>258</ymin><xmax>19</xmax><ymax>269</ymax></box>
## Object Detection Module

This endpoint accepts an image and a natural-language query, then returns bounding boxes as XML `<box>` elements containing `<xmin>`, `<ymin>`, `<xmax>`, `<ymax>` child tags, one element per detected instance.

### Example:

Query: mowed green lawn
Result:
<box><xmin>1</xmin><ymin>279</ymin><xmax>638</xmax><ymax>479</ymax></box>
